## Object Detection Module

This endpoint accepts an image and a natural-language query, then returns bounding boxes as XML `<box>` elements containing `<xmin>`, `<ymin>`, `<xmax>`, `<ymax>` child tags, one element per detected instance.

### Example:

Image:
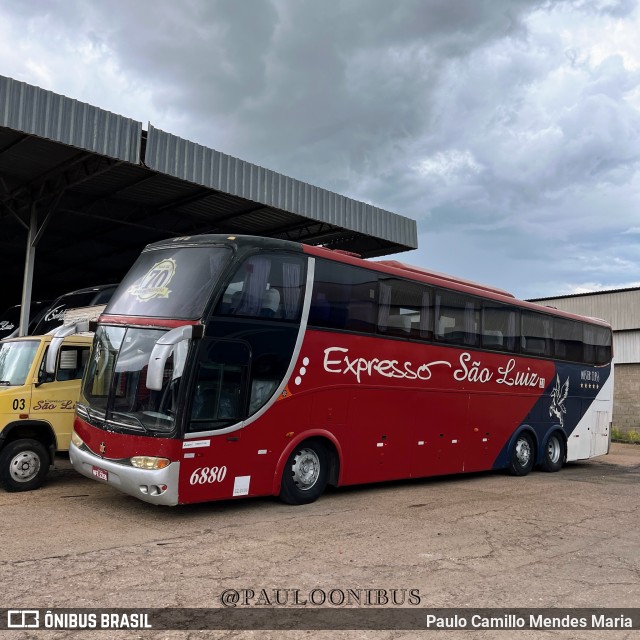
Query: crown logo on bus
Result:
<box><xmin>126</xmin><ymin>259</ymin><xmax>177</xmax><ymax>302</ymax></box>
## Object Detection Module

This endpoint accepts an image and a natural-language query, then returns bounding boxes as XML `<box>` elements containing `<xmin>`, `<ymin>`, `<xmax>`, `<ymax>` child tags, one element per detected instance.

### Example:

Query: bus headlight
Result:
<box><xmin>130</xmin><ymin>456</ymin><xmax>171</xmax><ymax>470</ymax></box>
<box><xmin>71</xmin><ymin>431</ymin><xmax>84</xmax><ymax>448</ymax></box>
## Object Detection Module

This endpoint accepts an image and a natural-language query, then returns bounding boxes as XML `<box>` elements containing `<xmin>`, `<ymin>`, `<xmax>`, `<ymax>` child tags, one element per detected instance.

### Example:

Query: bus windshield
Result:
<box><xmin>82</xmin><ymin>326</ymin><xmax>180</xmax><ymax>434</ymax></box>
<box><xmin>0</xmin><ymin>340</ymin><xmax>39</xmax><ymax>386</ymax></box>
<box><xmin>106</xmin><ymin>246</ymin><xmax>232</xmax><ymax>319</ymax></box>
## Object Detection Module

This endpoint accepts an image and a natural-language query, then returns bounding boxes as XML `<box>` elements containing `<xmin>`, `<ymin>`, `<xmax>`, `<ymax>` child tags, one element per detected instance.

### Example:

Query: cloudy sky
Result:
<box><xmin>1</xmin><ymin>0</ymin><xmax>639</xmax><ymax>299</ymax></box>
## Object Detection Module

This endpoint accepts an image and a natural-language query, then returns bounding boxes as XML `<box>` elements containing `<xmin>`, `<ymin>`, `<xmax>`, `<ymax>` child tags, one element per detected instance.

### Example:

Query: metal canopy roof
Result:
<box><xmin>0</xmin><ymin>74</ymin><xmax>417</xmax><ymax>314</ymax></box>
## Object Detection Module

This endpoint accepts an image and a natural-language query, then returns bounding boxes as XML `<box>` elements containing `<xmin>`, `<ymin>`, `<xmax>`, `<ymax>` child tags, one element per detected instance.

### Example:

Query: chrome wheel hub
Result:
<box><xmin>291</xmin><ymin>448</ymin><xmax>320</xmax><ymax>491</ymax></box>
<box><xmin>515</xmin><ymin>438</ymin><xmax>531</xmax><ymax>467</ymax></box>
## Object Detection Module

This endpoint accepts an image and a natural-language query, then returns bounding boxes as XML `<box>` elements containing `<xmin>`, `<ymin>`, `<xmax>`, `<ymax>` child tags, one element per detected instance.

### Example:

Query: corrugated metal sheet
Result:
<box><xmin>612</xmin><ymin>331</ymin><xmax>640</xmax><ymax>364</ymax></box>
<box><xmin>145</xmin><ymin>125</ymin><xmax>418</xmax><ymax>249</ymax></box>
<box><xmin>532</xmin><ymin>289</ymin><xmax>640</xmax><ymax>331</ymax></box>
<box><xmin>0</xmin><ymin>75</ymin><xmax>141</xmax><ymax>163</ymax></box>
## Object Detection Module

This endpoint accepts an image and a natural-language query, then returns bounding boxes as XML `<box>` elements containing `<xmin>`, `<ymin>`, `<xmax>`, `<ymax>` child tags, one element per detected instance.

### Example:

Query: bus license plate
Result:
<box><xmin>92</xmin><ymin>466</ymin><xmax>108</xmax><ymax>482</ymax></box>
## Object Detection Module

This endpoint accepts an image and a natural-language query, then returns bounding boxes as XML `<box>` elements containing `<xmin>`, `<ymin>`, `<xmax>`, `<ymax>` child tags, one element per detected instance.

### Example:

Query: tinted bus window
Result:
<box><xmin>584</xmin><ymin>324</ymin><xmax>612</xmax><ymax>365</ymax></box>
<box><xmin>554</xmin><ymin>318</ymin><xmax>583</xmax><ymax>362</ymax></box>
<box><xmin>482</xmin><ymin>303</ymin><xmax>519</xmax><ymax>352</ymax></box>
<box><xmin>309</xmin><ymin>261</ymin><xmax>378</xmax><ymax>333</ymax></box>
<box><xmin>108</xmin><ymin>247</ymin><xmax>231</xmax><ymax>319</ymax></box>
<box><xmin>216</xmin><ymin>253</ymin><xmax>306</xmax><ymax>321</ymax></box>
<box><xmin>378</xmin><ymin>278</ymin><xmax>433</xmax><ymax>340</ymax></box>
<box><xmin>522</xmin><ymin>312</ymin><xmax>552</xmax><ymax>357</ymax></box>
<box><xmin>435</xmin><ymin>290</ymin><xmax>479</xmax><ymax>346</ymax></box>
<box><xmin>34</xmin><ymin>288</ymin><xmax>116</xmax><ymax>335</ymax></box>
<box><xmin>188</xmin><ymin>340</ymin><xmax>250</xmax><ymax>432</ymax></box>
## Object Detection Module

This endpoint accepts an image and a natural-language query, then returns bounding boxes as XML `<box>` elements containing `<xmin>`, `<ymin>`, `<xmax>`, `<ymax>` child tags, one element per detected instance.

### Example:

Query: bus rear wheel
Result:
<box><xmin>507</xmin><ymin>432</ymin><xmax>535</xmax><ymax>476</ymax></box>
<box><xmin>0</xmin><ymin>439</ymin><xmax>50</xmax><ymax>492</ymax></box>
<box><xmin>279</xmin><ymin>441</ymin><xmax>328</xmax><ymax>505</ymax></box>
<box><xmin>540</xmin><ymin>432</ymin><xmax>566</xmax><ymax>472</ymax></box>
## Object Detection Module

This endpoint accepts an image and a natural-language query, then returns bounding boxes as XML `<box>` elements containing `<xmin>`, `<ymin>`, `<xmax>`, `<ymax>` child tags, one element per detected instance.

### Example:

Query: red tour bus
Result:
<box><xmin>61</xmin><ymin>234</ymin><xmax>613</xmax><ymax>506</ymax></box>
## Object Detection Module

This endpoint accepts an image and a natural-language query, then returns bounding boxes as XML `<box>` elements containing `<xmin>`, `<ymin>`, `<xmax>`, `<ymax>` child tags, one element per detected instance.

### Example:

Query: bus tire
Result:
<box><xmin>540</xmin><ymin>432</ymin><xmax>566</xmax><ymax>473</ymax></box>
<box><xmin>0</xmin><ymin>439</ymin><xmax>50</xmax><ymax>492</ymax></box>
<box><xmin>507</xmin><ymin>431</ymin><xmax>535</xmax><ymax>476</ymax></box>
<box><xmin>279</xmin><ymin>441</ymin><xmax>328</xmax><ymax>505</ymax></box>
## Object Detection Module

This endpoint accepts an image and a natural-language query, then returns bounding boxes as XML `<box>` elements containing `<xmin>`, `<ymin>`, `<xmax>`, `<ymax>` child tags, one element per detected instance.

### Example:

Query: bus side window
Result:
<box><xmin>189</xmin><ymin>363</ymin><xmax>244</xmax><ymax>429</ymax></box>
<box><xmin>584</xmin><ymin>324</ymin><xmax>612</xmax><ymax>365</ymax></box>
<box><xmin>554</xmin><ymin>318</ymin><xmax>583</xmax><ymax>362</ymax></box>
<box><xmin>309</xmin><ymin>260</ymin><xmax>377</xmax><ymax>333</ymax></box>
<box><xmin>310</xmin><ymin>292</ymin><xmax>330</xmax><ymax>323</ymax></box>
<box><xmin>248</xmin><ymin>355</ymin><xmax>280</xmax><ymax>415</ymax></box>
<box><xmin>215</xmin><ymin>253</ymin><xmax>305</xmax><ymax>321</ymax></box>
<box><xmin>435</xmin><ymin>290</ymin><xmax>479</xmax><ymax>346</ymax></box>
<box><xmin>377</xmin><ymin>278</ymin><xmax>432</xmax><ymax>340</ymax></box>
<box><xmin>188</xmin><ymin>340</ymin><xmax>251</xmax><ymax>432</ymax></box>
<box><xmin>482</xmin><ymin>303</ymin><xmax>519</xmax><ymax>352</ymax></box>
<box><xmin>521</xmin><ymin>312</ymin><xmax>552</xmax><ymax>357</ymax></box>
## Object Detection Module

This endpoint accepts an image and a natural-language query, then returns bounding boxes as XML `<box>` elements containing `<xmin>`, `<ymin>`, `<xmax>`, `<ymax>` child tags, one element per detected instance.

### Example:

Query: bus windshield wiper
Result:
<box><xmin>109</xmin><ymin>411</ymin><xmax>149</xmax><ymax>434</ymax></box>
<box><xmin>0</xmin><ymin>380</ymin><xmax>11</xmax><ymax>386</ymax></box>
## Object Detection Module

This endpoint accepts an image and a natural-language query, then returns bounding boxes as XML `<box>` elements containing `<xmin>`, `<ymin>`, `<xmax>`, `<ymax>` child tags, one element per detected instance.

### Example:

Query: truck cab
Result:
<box><xmin>0</xmin><ymin>333</ymin><xmax>93</xmax><ymax>491</ymax></box>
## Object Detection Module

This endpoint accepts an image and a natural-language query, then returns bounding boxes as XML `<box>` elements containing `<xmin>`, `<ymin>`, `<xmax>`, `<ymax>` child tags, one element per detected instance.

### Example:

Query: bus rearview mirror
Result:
<box><xmin>146</xmin><ymin>325</ymin><xmax>197</xmax><ymax>391</ymax></box>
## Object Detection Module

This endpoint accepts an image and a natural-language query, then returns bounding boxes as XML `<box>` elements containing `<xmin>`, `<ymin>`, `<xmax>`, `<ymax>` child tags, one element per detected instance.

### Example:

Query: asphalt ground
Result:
<box><xmin>1</xmin><ymin>443</ymin><xmax>639</xmax><ymax>640</ymax></box>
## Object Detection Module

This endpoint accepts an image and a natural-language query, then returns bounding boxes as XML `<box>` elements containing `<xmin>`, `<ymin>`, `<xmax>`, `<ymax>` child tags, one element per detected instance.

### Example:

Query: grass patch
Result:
<box><xmin>611</xmin><ymin>427</ymin><xmax>640</xmax><ymax>444</ymax></box>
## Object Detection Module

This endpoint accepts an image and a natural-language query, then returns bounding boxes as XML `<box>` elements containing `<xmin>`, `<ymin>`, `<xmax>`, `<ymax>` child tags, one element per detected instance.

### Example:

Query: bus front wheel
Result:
<box><xmin>279</xmin><ymin>441</ymin><xmax>328</xmax><ymax>505</ymax></box>
<box><xmin>507</xmin><ymin>432</ymin><xmax>535</xmax><ymax>476</ymax></box>
<box><xmin>540</xmin><ymin>432</ymin><xmax>566</xmax><ymax>472</ymax></box>
<box><xmin>0</xmin><ymin>439</ymin><xmax>50</xmax><ymax>492</ymax></box>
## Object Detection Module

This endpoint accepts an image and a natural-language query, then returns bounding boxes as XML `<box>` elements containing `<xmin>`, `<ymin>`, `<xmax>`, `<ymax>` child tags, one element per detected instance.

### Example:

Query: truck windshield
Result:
<box><xmin>0</xmin><ymin>341</ymin><xmax>39</xmax><ymax>386</ymax></box>
<box><xmin>105</xmin><ymin>246</ymin><xmax>232</xmax><ymax>319</ymax></box>
<box><xmin>83</xmin><ymin>326</ymin><xmax>180</xmax><ymax>434</ymax></box>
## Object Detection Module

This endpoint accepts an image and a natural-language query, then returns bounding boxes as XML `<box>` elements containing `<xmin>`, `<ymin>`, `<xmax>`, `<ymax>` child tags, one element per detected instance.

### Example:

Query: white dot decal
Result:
<box><xmin>294</xmin><ymin>356</ymin><xmax>310</xmax><ymax>386</ymax></box>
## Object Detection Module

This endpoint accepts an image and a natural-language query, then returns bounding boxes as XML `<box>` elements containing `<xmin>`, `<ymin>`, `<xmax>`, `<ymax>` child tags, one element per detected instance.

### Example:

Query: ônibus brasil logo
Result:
<box><xmin>126</xmin><ymin>259</ymin><xmax>176</xmax><ymax>302</ymax></box>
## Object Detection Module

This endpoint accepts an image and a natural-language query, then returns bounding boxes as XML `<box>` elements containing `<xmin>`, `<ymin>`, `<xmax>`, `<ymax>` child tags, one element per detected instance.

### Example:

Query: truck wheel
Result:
<box><xmin>0</xmin><ymin>439</ymin><xmax>50</xmax><ymax>492</ymax></box>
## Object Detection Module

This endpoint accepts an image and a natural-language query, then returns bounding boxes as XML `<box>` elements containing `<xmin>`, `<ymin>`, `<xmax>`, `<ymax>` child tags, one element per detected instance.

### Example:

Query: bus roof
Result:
<box><xmin>141</xmin><ymin>234</ymin><xmax>611</xmax><ymax>329</ymax></box>
<box><xmin>376</xmin><ymin>260</ymin><xmax>515</xmax><ymax>298</ymax></box>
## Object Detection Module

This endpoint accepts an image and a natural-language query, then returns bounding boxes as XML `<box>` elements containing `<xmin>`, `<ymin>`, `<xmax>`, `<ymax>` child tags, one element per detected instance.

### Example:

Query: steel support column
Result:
<box><xmin>19</xmin><ymin>204</ymin><xmax>37</xmax><ymax>336</ymax></box>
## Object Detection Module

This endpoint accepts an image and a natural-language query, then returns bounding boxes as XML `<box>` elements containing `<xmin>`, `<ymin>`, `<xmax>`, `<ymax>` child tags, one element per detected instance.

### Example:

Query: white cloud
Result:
<box><xmin>0</xmin><ymin>0</ymin><xmax>639</xmax><ymax>299</ymax></box>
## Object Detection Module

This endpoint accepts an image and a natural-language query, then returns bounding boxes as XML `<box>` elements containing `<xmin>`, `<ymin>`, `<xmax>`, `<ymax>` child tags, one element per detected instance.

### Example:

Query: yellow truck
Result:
<box><xmin>0</xmin><ymin>333</ymin><xmax>93</xmax><ymax>491</ymax></box>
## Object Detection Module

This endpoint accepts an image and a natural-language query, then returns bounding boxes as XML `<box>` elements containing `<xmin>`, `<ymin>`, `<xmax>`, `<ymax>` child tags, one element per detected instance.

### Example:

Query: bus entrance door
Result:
<box><xmin>180</xmin><ymin>339</ymin><xmax>251</xmax><ymax>503</ymax></box>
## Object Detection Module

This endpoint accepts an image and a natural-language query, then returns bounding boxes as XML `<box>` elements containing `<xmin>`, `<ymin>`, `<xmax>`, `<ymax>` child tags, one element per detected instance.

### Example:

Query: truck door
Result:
<box><xmin>31</xmin><ymin>344</ymin><xmax>90</xmax><ymax>451</ymax></box>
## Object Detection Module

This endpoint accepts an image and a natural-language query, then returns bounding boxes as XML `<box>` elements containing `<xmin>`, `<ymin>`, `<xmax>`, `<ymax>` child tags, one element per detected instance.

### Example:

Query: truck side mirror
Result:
<box><xmin>46</xmin><ymin>320</ymin><xmax>90</xmax><ymax>374</ymax></box>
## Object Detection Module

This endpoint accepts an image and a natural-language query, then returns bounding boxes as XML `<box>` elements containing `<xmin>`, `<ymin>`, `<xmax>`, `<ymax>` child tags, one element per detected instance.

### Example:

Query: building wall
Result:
<box><xmin>612</xmin><ymin>330</ymin><xmax>640</xmax><ymax>364</ymax></box>
<box><xmin>613</xmin><ymin>363</ymin><xmax>640</xmax><ymax>433</ymax></box>
<box><xmin>530</xmin><ymin>289</ymin><xmax>640</xmax><ymax>434</ymax></box>
<box><xmin>531</xmin><ymin>289</ymin><xmax>640</xmax><ymax>331</ymax></box>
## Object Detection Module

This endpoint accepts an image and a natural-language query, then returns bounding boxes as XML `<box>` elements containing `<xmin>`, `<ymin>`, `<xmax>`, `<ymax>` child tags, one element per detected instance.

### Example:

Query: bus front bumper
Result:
<box><xmin>69</xmin><ymin>442</ymin><xmax>180</xmax><ymax>506</ymax></box>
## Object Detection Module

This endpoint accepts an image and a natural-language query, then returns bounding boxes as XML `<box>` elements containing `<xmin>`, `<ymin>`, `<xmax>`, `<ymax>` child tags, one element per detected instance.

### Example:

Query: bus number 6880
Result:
<box><xmin>189</xmin><ymin>466</ymin><xmax>228</xmax><ymax>485</ymax></box>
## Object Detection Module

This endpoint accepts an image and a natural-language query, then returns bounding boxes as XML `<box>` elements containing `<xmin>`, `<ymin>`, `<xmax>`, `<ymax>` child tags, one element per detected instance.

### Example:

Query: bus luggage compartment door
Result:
<box><xmin>590</xmin><ymin>410</ymin><xmax>610</xmax><ymax>458</ymax></box>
